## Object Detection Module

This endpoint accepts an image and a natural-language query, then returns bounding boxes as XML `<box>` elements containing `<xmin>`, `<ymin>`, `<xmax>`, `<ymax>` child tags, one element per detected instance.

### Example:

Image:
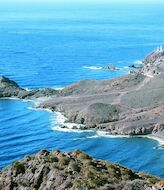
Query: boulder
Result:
<box><xmin>76</xmin><ymin>103</ymin><xmax>120</xmax><ymax>127</ymax></box>
<box><xmin>102</xmin><ymin>65</ymin><xmax>120</xmax><ymax>71</ymax></box>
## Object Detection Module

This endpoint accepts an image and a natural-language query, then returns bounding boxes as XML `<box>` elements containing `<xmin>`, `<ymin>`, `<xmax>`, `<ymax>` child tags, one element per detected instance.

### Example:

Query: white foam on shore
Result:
<box><xmin>123</xmin><ymin>66</ymin><xmax>130</xmax><ymax>69</ymax></box>
<box><xmin>83</xmin><ymin>66</ymin><xmax>102</xmax><ymax>70</ymax></box>
<box><xmin>55</xmin><ymin>112</ymin><xmax>67</xmax><ymax>124</ymax></box>
<box><xmin>95</xmin><ymin>132</ymin><xmax>164</xmax><ymax>146</ymax></box>
<box><xmin>27</xmin><ymin>106</ymin><xmax>53</xmax><ymax>113</ymax></box>
<box><xmin>24</xmin><ymin>87</ymin><xmax>31</xmax><ymax>91</ymax></box>
<box><xmin>52</xmin><ymin>122</ymin><xmax>91</xmax><ymax>133</ymax></box>
<box><xmin>2</xmin><ymin>98</ymin><xmax>163</xmax><ymax>148</ymax></box>
<box><xmin>52</xmin><ymin>126</ymin><xmax>94</xmax><ymax>133</ymax></box>
<box><xmin>50</xmin><ymin>113</ymin><xmax>164</xmax><ymax>147</ymax></box>
<box><xmin>83</xmin><ymin>65</ymin><xmax>122</xmax><ymax>71</ymax></box>
<box><xmin>1</xmin><ymin>97</ymin><xmax>33</xmax><ymax>103</ymax></box>
<box><xmin>73</xmin><ymin>130</ymin><xmax>164</xmax><ymax>148</ymax></box>
<box><xmin>134</xmin><ymin>60</ymin><xmax>143</xmax><ymax>65</ymax></box>
<box><xmin>85</xmin><ymin>131</ymin><xmax>132</xmax><ymax>139</ymax></box>
<box><xmin>54</xmin><ymin>87</ymin><xmax>64</xmax><ymax>90</ymax></box>
<box><xmin>51</xmin><ymin>112</ymin><xmax>96</xmax><ymax>133</ymax></box>
<box><xmin>146</xmin><ymin>135</ymin><xmax>164</xmax><ymax>147</ymax></box>
<box><xmin>52</xmin><ymin>86</ymin><xmax>64</xmax><ymax>90</ymax></box>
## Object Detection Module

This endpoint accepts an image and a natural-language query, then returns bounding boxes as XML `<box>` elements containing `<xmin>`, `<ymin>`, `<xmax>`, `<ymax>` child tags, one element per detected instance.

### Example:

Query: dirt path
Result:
<box><xmin>113</xmin><ymin>76</ymin><xmax>151</xmax><ymax>106</ymax></box>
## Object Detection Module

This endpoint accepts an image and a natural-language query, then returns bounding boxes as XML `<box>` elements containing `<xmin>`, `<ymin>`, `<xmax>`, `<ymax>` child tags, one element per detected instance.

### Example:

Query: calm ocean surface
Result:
<box><xmin>0</xmin><ymin>2</ymin><xmax>164</xmax><ymax>177</ymax></box>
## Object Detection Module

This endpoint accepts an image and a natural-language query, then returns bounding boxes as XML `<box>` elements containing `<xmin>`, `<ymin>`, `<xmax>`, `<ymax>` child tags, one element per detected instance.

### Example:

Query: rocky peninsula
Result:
<box><xmin>0</xmin><ymin>49</ymin><xmax>164</xmax><ymax>138</ymax></box>
<box><xmin>0</xmin><ymin>149</ymin><xmax>163</xmax><ymax>190</ymax></box>
<box><xmin>0</xmin><ymin>49</ymin><xmax>164</xmax><ymax>189</ymax></box>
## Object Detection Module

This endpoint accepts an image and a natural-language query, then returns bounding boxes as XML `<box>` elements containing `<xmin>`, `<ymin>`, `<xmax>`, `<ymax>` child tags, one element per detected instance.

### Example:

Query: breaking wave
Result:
<box><xmin>83</xmin><ymin>66</ymin><xmax>102</xmax><ymax>70</ymax></box>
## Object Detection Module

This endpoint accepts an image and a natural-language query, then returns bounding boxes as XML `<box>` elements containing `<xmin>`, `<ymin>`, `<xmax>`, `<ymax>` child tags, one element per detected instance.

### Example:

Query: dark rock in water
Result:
<box><xmin>128</xmin><ymin>64</ymin><xmax>143</xmax><ymax>69</ymax></box>
<box><xmin>102</xmin><ymin>65</ymin><xmax>120</xmax><ymax>70</ymax></box>
<box><xmin>0</xmin><ymin>150</ymin><xmax>160</xmax><ymax>190</ymax></box>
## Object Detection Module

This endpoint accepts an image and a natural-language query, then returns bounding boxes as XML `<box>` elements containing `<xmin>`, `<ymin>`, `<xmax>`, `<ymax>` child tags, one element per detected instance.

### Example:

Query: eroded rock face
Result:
<box><xmin>0</xmin><ymin>76</ymin><xmax>24</xmax><ymax>98</ymax></box>
<box><xmin>0</xmin><ymin>150</ymin><xmax>160</xmax><ymax>190</ymax></box>
<box><xmin>75</xmin><ymin>103</ymin><xmax>120</xmax><ymax>127</ymax></box>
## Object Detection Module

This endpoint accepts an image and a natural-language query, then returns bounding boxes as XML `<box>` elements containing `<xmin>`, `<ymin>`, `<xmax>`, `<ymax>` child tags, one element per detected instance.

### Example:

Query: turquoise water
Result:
<box><xmin>0</xmin><ymin>2</ymin><xmax>164</xmax><ymax>177</ymax></box>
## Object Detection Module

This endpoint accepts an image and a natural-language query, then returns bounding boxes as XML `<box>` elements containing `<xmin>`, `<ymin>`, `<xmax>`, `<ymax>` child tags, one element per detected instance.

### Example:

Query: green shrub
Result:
<box><xmin>13</xmin><ymin>161</ymin><xmax>25</xmax><ymax>174</ymax></box>
<box><xmin>68</xmin><ymin>161</ymin><xmax>80</xmax><ymax>172</ymax></box>
<box><xmin>50</xmin><ymin>156</ymin><xmax>59</xmax><ymax>162</ymax></box>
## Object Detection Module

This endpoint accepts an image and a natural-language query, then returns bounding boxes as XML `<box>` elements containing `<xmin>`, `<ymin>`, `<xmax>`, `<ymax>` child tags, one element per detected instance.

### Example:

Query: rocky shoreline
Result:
<box><xmin>0</xmin><ymin>49</ymin><xmax>164</xmax><ymax>189</ymax></box>
<box><xmin>0</xmin><ymin>49</ymin><xmax>164</xmax><ymax>139</ymax></box>
<box><xmin>0</xmin><ymin>149</ymin><xmax>163</xmax><ymax>190</ymax></box>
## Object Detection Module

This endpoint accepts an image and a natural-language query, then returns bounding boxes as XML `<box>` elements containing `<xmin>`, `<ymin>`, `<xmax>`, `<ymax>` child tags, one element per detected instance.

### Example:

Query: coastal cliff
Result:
<box><xmin>0</xmin><ymin>150</ymin><xmax>162</xmax><ymax>190</ymax></box>
<box><xmin>0</xmin><ymin>50</ymin><xmax>164</xmax><ymax>189</ymax></box>
<box><xmin>0</xmin><ymin>50</ymin><xmax>164</xmax><ymax>138</ymax></box>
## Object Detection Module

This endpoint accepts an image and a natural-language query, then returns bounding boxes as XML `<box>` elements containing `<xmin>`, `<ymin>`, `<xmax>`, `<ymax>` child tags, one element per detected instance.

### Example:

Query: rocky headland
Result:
<box><xmin>0</xmin><ymin>49</ymin><xmax>164</xmax><ymax>138</ymax></box>
<box><xmin>0</xmin><ymin>49</ymin><xmax>164</xmax><ymax>189</ymax></box>
<box><xmin>0</xmin><ymin>149</ymin><xmax>163</xmax><ymax>190</ymax></box>
<box><xmin>0</xmin><ymin>76</ymin><xmax>58</xmax><ymax>99</ymax></box>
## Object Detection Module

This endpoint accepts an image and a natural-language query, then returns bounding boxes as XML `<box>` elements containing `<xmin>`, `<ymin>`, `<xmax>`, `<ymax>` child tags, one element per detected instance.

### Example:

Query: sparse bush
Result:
<box><xmin>13</xmin><ymin>161</ymin><xmax>25</xmax><ymax>174</ymax></box>
<box><xmin>59</xmin><ymin>156</ymin><xmax>70</xmax><ymax>165</ymax></box>
<box><xmin>68</xmin><ymin>160</ymin><xmax>80</xmax><ymax>172</ymax></box>
<box><xmin>50</xmin><ymin>156</ymin><xmax>59</xmax><ymax>162</ymax></box>
<box><xmin>77</xmin><ymin>152</ymin><xmax>91</xmax><ymax>160</ymax></box>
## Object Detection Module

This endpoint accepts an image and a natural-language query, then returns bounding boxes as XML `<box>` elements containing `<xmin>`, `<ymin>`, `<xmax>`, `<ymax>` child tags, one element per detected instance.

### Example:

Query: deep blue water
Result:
<box><xmin>0</xmin><ymin>2</ymin><xmax>164</xmax><ymax>177</ymax></box>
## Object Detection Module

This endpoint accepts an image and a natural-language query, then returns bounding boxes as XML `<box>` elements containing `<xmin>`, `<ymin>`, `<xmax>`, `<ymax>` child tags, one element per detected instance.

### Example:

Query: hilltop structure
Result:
<box><xmin>156</xmin><ymin>45</ymin><xmax>163</xmax><ymax>52</ymax></box>
<box><xmin>142</xmin><ymin>45</ymin><xmax>164</xmax><ymax>77</ymax></box>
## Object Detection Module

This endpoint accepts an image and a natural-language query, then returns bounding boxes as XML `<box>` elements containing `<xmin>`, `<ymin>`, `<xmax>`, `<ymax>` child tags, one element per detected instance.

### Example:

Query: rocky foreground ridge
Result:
<box><xmin>0</xmin><ymin>150</ymin><xmax>163</xmax><ymax>190</ymax></box>
<box><xmin>0</xmin><ymin>49</ymin><xmax>164</xmax><ymax>137</ymax></box>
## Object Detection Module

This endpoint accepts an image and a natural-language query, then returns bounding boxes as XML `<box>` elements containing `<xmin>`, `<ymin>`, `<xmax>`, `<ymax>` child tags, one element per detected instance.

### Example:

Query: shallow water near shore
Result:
<box><xmin>0</xmin><ymin>2</ymin><xmax>164</xmax><ymax>178</ymax></box>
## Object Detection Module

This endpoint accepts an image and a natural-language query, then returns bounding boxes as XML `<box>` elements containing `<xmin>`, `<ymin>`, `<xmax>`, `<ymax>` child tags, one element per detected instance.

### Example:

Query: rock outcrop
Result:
<box><xmin>65</xmin><ymin>103</ymin><xmax>120</xmax><ymax>127</ymax></box>
<box><xmin>0</xmin><ymin>76</ymin><xmax>24</xmax><ymax>98</ymax></box>
<box><xmin>102</xmin><ymin>65</ymin><xmax>120</xmax><ymax>70</ymax></box>
<box><xmin>0</xmin><ymin>150</ymin><xmax>161</xmax><ymax>190</ymax></box>
<box><xmin>0</xmin><ymin>76</ymin><xmax>59</xmax><ymax>99</ymax></box>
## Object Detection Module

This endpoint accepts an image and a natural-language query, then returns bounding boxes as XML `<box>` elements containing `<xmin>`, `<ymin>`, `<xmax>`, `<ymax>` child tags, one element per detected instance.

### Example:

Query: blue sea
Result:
<box><xmin>0</xmin><ymin>2</ymin><xmax>164</xmax><ymax>177</ymax></box>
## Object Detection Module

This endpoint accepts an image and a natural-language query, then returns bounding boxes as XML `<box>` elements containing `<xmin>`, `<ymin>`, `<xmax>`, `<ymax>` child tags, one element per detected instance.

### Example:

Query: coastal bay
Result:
<box><xmin>0</xmin><ymin>49</ymin><xmax>164</xmax><ymax>180</ymax></box>
<box><xmin>0</xmin><ymin>2</ymin><xmax>164</xmax><ymax>189</ymax></box>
